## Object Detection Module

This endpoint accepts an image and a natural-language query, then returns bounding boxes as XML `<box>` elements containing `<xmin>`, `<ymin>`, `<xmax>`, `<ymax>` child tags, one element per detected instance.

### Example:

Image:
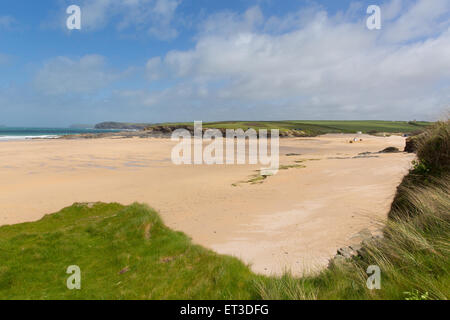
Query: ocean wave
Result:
<box><xmin>0</xmin><ymin>135</ymin><xmax>60</xmax><ymax>141</ymax></box>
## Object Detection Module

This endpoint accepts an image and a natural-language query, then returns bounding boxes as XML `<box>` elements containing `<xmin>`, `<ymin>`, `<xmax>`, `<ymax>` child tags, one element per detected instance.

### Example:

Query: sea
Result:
<box><xmin>0</xmin><ymin>127</ymin><xmax>120</xmax><ymax>141</ymax></box>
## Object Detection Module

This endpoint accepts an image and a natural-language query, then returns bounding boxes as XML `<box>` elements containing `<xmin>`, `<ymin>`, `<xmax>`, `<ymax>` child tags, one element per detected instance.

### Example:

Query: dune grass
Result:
<box><xmin>415</xmin><ymin>120</ymin><xmax>449</xmax><ymax>174</ymax></box>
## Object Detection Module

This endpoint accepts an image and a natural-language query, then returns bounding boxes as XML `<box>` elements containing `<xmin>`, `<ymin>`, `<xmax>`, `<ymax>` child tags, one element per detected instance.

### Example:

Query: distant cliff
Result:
<box><xmin>94</xmin><ymin>122</ymin><xmax>152</xmax><ymax>130</ymax></box>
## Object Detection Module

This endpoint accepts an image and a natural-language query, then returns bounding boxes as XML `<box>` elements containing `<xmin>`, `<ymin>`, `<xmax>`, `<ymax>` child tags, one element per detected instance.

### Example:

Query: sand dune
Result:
<box><xmin>0</xmin><ymin>134</ymin><xmax>414</xmax><ymax>275</ymax></box>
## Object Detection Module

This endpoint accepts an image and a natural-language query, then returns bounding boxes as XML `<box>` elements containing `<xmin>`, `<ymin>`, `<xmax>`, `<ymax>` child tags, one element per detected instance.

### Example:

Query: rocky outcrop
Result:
<box><xmin>404</xmin><ymin>136</ymin><xmax>418</xmax><ymax>153</ymax></box>
<box><xmin>329</xmin><ymin>229</ymin><xmax>384</xmax><ymax>266</ymax></box>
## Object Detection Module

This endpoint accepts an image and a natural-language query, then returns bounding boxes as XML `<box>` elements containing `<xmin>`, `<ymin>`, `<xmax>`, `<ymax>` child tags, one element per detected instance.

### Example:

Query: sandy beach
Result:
<box><xmin>0</xmin><ymin>134</ymin><xmax>414</xmax><ymax>275</ymax></box>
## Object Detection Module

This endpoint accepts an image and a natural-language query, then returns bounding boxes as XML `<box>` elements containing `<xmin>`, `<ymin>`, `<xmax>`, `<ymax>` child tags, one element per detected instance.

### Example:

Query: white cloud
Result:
<box><xmin>34</xmin><ymin>55</ymin><xmax>122</xmax><ymax>95</ymax></box>
<box><xmin>382</xmin><ymin>0</ymin><xmax>450</xmax><ymax>42</ymax></box>
<box><xmin>382</xmin><ymin>0</ymin><xmax>404</xmax><ymax>21</ymax></box>
<box><xmin>146</xmin><ymin>57</ymin><xmax>163</xmax><ymax>80</ymax></box>
<box><xmin>139</xmin><ymin>0</ymin><xmax>450</xmax><ymax>121</ymax></box>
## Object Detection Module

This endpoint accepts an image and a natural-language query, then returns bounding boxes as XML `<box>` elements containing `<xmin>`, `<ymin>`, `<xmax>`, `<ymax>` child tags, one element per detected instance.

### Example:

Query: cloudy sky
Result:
<box><xmin>0</xmin><ymin>0</ymin><xmax>449</xmax><ymax>127</ymax></box>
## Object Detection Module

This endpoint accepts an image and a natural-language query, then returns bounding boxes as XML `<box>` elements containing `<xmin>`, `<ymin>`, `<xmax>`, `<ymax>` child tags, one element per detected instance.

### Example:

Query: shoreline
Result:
<box><xmin>0</xmin><ymin>135</ymin><xmax>61</xmax><ymax>141</ymax></box>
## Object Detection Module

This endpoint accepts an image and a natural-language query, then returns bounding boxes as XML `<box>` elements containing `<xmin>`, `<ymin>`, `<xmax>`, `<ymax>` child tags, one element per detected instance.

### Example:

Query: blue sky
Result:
<box><xmin>0</xmin><ymin>0</ymin><xmax>449</xmax><ymax>126</ymax></box>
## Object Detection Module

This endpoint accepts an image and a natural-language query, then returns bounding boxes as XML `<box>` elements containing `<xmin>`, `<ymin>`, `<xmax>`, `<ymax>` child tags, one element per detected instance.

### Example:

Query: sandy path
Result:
<box><xmin>0</xmin><ymin>134</ymin><xmax>414</xmax><ymax>275</ymax></box>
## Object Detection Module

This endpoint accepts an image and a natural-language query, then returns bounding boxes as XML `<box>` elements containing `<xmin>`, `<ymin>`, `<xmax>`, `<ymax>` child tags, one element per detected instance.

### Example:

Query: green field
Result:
<box><xmin>154</xmin><ymin>120</ymin><xmax>430</xmax><ymax>136</ymax></box>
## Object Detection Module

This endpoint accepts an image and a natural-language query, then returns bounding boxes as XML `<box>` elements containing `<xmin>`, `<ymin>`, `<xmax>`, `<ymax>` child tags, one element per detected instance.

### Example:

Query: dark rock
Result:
<box><xmin>379</xmin><ymin>147</ymin><xmax>400</xmax><ymax>153</ymax></box>
<box><xmin>330</xmin><ymin>228</ymin><xmax>384</xmax><ymax>266</ymax></box>
<box><xmin>404</xmin><ymin>136</ymin><xmax>418</xmax><ymax>153</ymax></box>
<box><xmin>349</xmin><ymin>244</ymin><xmax>362</xmax><ymax>252</ymax></box>
<box><xmin>337</xmin><ymin>247</ymin><xmax>353</xmax><ymax>258</ymax></box>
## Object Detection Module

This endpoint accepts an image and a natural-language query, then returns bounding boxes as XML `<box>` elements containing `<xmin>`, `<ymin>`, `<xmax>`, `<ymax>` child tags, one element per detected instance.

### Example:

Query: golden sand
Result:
<box><xmin>0</xmin><ymin>134</ymin><xmax>414</xmax><ymax>275</ymax></box>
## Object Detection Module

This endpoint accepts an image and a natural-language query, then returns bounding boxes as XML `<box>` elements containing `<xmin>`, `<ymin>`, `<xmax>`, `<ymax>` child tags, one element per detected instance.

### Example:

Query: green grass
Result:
<box><xmin>152</xmin><ymin>120</ymin><xmax>431</xmax><ymax>136</ymax></box>
<box><xmin>0</xmin><ymin>203</ymin><xmax>261</xmax><ymax>300</ymax></box>
<box><xmin>287</xmin><ymin>120</ymin><xmax>430</xmax><ymax>134</ymax></box>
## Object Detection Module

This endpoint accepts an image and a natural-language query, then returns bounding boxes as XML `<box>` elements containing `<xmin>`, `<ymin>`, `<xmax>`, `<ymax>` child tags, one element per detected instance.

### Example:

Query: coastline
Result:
<box><xmin>0</xmin><ymin>135</ymin><xmax>61</xmax><ymax>141</ymax></box>
<box><xmin>0</xmin><ymin>127</ymin><xmax>121</xmax><ymax>142</ymax></box>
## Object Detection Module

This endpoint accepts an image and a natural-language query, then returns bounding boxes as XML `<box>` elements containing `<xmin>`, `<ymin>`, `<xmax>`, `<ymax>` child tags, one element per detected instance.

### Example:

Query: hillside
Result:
<box><xmin>94</xmin><ymin>122</ymin><xmax>153</xmax><ymax>130</ymax></box>
<box><xmin>95</xmin><ymin>120</ymin><xmax>430</xmax><ymax>135</ymax></box>
<box><xmin>147</xmin><ymin>120</ymin><xmax>431</xmax><ymax>136</ymax></box>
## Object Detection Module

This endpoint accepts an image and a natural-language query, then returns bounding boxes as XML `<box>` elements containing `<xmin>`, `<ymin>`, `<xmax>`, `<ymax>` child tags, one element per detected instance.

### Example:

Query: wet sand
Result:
<box><xmin>0</xmin><ymin>134</ymin><xmax>414</xmax><ymax>275</ymax></box>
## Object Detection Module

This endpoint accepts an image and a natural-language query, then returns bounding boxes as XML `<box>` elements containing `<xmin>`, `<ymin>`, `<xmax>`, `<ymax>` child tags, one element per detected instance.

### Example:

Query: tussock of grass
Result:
<box><xmin>254</xmin><ymin>273</ymin><xmax>318</xmax><ymax>300</ymax></box>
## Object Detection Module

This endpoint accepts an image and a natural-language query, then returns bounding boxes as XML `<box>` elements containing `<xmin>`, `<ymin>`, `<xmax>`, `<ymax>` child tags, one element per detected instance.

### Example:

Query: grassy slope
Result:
<box><xmin>0</xmin><ymin>203</ymin><xmax>259</xmax><ymax>300</ymax></box>
<box><xmin>154</xmin><ymin>120</ymin><xmax>430</xmax><ymax>135</ymax></box>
